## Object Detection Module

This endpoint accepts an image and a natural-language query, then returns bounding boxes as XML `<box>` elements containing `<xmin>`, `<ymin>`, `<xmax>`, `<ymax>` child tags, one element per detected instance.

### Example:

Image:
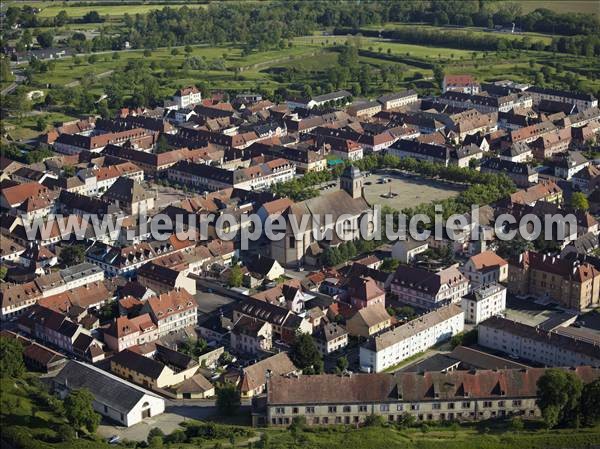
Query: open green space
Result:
<box><xmin>506</xmin><ymin>0</ymin><xmax>599</xmax><ymax>15</ymax></box>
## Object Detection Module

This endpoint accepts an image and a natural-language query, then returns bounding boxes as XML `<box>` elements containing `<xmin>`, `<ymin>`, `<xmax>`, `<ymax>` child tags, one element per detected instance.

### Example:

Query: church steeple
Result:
<box><xmin>340</xmin><ymin>165</ymin><xmax>363</xmax><ymax>199</ymax></box>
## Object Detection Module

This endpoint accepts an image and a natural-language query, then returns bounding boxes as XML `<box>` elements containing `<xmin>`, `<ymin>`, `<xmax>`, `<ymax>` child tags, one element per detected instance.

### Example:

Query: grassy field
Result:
<box><xmin>363</xmin><ymin>23</ymin><xmax>556</xmax><ymax>45</ymax></box>
<box><xmin>5</xmin><ymin>2</ymin><xmax>207</xmax><ymax>18</ymax></box>
<box><xmin>507</xmin><ymin>0</ymin><xmax>599</xmax><ymax>15</ymax></box>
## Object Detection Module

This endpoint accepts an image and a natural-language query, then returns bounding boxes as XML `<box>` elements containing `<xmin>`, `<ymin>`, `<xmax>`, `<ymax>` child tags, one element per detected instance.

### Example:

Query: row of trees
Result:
<box><xmin>537</xmin><ymin>369</ymin><xmax>600</xmax><ymax>428</ymax></box>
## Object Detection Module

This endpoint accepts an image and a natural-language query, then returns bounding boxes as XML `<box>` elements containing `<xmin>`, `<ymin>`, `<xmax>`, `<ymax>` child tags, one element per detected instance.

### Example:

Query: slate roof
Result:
<box><xmin>54</xmin><ymin>360</ymin><xmax>162</xmax><ymax>413</ymax></box>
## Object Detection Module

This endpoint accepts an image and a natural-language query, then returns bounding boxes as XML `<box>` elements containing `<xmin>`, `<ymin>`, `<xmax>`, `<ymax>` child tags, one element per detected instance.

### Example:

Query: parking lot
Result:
<box><xmin>362</xmin><ymin>172</ymin><xmax>464</xmax><ymax>210</ymax></box>
<box><xmin>148</xmin><ymin>183</ymin><xmax>190</xmax><ymax>210</ymax></box>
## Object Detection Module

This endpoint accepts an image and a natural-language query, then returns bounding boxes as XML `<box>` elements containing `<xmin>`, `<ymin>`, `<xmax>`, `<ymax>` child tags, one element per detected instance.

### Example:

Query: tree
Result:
<box><xmin>571</xmin><ymin>192</ymin><xmax>589</xmax><ymax>211</ymax></box>
<box><xmin>155</xmin><ymin>134</ymin><xmax>170</xmax><ymax>154</ymax></box>
<box><xmin>380</xmin><ymin>257</ymin><xmax>399</xmax><ymax>272</ymax></box>
<box><xmin>537</xmin><ymin>369</ymin><xmax>583</xmax><ymax>428</ymax></box>
<box><xmin>290</xmin><ymin>333</ymin><xmax>323</xmax><ymax>374</ymax></box>
<box><xmin>433</xmin><ymin>65</ymin><xmax>445</xmax><ymax>89</ymax></box>
<box><xmin>59</xmin><ymin>244</ymin><xmax>86</xmax><ymax>267</ymax></box>
<box><xmin>364</xmin><ymin>413</ymin><xmax>385</xmax><ymax>427</ymax></box>
<box><xmin>36</xmin><ymin>31</ymin><xmax>54</xmax><ymax>48</ymax></box>
<box><xmin>0</xmin><ymin>336</ymin><xmax>25</xmax><ymax>378</ymax></box>
<box><xmin>148</xmin><ymin>427</ymin><xmax>164</xmax><ymax>445</ymax></box>
<box><xmin>580</xmin><ymin>379</ymin><xmax>600</xmax><ymax>426</ymax></box>
<box><xmin>36</xmin><ymin>116</ymin><xmax>47</xmax><ymax>132</ymax></box>
<box><xmin>64</xmin><ymin>389</ymin><xmax>101</xmax><ymax>434</ymax></box>
<box><xmin>227</xmin><ymin>264</ymin><xmax>243</xmax><ymax>288</ymax></box>
<box><xmin>0</xmin><ymin>266</ymin><xmax>7</xmax><ymax>281</ymax></box>
<box><xmin>336</xmin><ymin>356</ymin><xmax>349</xmax><ymax>373</ymax></box>
<box><xmin>216</xmin><ymin>382</ymin><xmax>241</xmax><ymax>415</ymax></box>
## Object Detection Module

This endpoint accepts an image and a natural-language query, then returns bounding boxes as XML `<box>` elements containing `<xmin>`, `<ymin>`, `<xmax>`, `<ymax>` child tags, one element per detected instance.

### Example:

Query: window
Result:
<box><xmin>343</xmin><ymin>406</ymin><xmax>351</xmax><ymax>413</ymax></box>
<box><xmin>275</xmin><ymin>407</ymin><xmax>285</xmax><ymax>414</ymax></box>
<box><xmin>380</xmin><ymin>404</ymin><xmax>389</xmax><ymax>412</ymax></box>
<box><xmin>289</xmin><ymin>236</ymin><xmax>296</xmax><ymax>248</ymax></box>
<box><xmin>513</xmin><ymin>400</ymin><xmax>522</xmax><ymax>407</ymax></box>
<box><xmin>322</xmin><ymin>417</ymin><xmax>329</xmax><ymax>424</ymax></box>
<box><xmin>313</xmin><ymin>417</ymin><xmax>320</xmax><ymax>424</ymax></box>
<box><xmin>411</xmin><ymin>404</ymin><xmax>420</xmax><ymax>411</ymax></box>
<box><xmin>396</xmin><ymin>404</ymin><xmax>404</xmax><ymax>411</ymax></box>
<box><xmin>335</xmin><ymin>416</ymin><xmax>342</xmax><ymax>424</ymax></box>
<box><xmin>306</xmin><ymin>406</ymin><xmax>315</xmax><ymax>414</ymax></box>
<box><xmin>328</xmin><ymin>406</ymin><xmax>337</xmax><ymax>413</ymax></box>
<box><xmin>447</xmin><ymin>403</ymin><xmax>455</xmax><ymax>410</ymax></box>
<box><xmin>462</xmin><ymin>402</ymin><xmax>471</xmax><ymax>409</ymax></box>
<box><xmin>498</xmin><ymin>401</ymin><xmax>505</xmax><ymax>408</ymax></box>
<box><xmin>359</xmin><ymin>405</ymin><xmax>368</xmax><ymax>412</ymax></box>
<box><xmin>483</xmin><ymin>401</ymin><xmax>492</xmax><ymax>408</ymax></box>
<box><xmin>292</xmin><ymin>407</ymin><xmax>299</xmax><ymax>414</ymax></box>
<box><xmin>433</xmin><ymin>403</ymin><xmax>441</xmax><ymax>410</ymax></box>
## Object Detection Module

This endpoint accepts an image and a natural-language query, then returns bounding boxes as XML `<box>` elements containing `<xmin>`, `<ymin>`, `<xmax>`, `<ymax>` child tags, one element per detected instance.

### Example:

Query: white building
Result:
<box><xmin>360</xmin><ymin>304</ymin><xmax>464</xmax><ymax>373</ymax></box>
<box><xmin>377</xmin><ymin>90</ymin><xmax>418</xmax><ymax>110</ymax></box>
<box><xmin>53</xmin><ymin>361</ymin><xmax>165</xmax><ymax>427</ymax></box>
<box><xmin>461</xmin><ymin>251</ymin><xmax>508</xmax><ymax>288</ymax></box>
<box><xmin>461</xmin><ymin>283</ymin><xmax>506</xmax><ymax>325</ymax></box>
<box><xmin>390</xmin><ymin>265</ymin><xmax>469</xmax><ymax>309</ymax></box>
<box><xmin>391</xmin><ymin>238</ymin><xmax>428</xmax><ymax>264</ymax></box>
<box><xmin>173</xmin><ymin>86</ymin><xmax>202</xmax><ymax>109</ymax></box>
<box><xmin>478</xmin><ymin>316</ymin><xmax>600</xmax><ymax>367</ymax></box>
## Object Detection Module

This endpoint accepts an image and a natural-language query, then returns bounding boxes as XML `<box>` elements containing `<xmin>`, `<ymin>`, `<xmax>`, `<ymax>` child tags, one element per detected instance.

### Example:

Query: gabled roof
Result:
<box><xmin>54</xmin><ymin>361</ymin><xmax>163</xmax><ymax>413</ymax></box>
<box><xmin>241</xmin><ymin>352</ymin><xmax>297</xmax><ymax>393</ymax></box>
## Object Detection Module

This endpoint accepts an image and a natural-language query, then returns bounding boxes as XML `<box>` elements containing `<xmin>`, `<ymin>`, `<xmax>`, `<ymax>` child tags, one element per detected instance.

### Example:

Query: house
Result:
<box><xmin>391</xmin><ymin>265</ymin><xmax>469</xmax><ymax>309</ymax></box>
<box><xmin>346</xmin><ymin>304</ymin><xmax>392</xmax><ymax>338</ymax></box>
<box><xmin>287</xmin><ymin>90</ymin><xmax>352</xmax><ymax>110</ymax></box>
<box><xmin>509</xmin><ymin>180</ymin><xmax>563</xmax><ymax>206</ymax></box>
<box><xmin>141</xmin><ymin>289</ymin><xmax>198</xmax><ymax>336</ymax></box>
<box><xmin>480</xmin><ymin>158</ymin><xmax>538</xmax><ymax>187</ymax></box>
<box><xmin>230</xmin><ymin>317</ymin><xmax>272</xmax><ymax>355</ymax></box>
<box><xmin>245</xmin><ymin>254</ymin><xmax>285</xmax><ymax>282</ymax></box>
<box><xmin>347</xmin><ymin>101</ymin><xmax>382</xmax><ymax>118</ymax></box>
<box><xmin>0</xmin><ymin>281</ymin><xmax>43</xmax><ymax>321</ymax></box>
<box><xmin>478</xmin><ymin>316</ymin><xmax>600</xmax><ymax>367</ymax></box>
<box><xmin>377</xmin><ymin>90</ymin><xmax>418</xmax><ymax>110</ymax></box>
<box><xmin>359</xmin><ymin>304</ymin><xmax>464</xmax><ymax>373</ymax></box>
<box><xmin>233</xmin><ymin>297</ymin><xmax>312</xmax><ymax>343</ymax></box>
<box><xmin>137</xmin><ymin>262</ymin><xmax>196</xmax><ymax>295</ymax></box>
<box><xmin>17</xmin><ymin>305</ymin><xmax>105</xmax><ymax>362</ymax></box>
<box><xmin>499</xmin><ymin>141</ymin><xmax>533</xmax><ymax>163</ymax></box>
<box><xmin>572</xmin><ymin>164</ymin><xmax>600</xmax><ymax>194</ymax></box>
<box><xmin>0</xmin><ymin>330</ymin><xmax>66</xmax><ymax>373</ymax></box>
<box><xmin>525</xmin><ymin>86</ymin><xmax>597</xmax><ymax>110</ymax></box>
<box><xmin>507</xmin><ymin>251</ymin><xmax>600</xmax><ymax>311</ymax></box>
<box><xmin>346</xmin><ymin>276</ymin><xmax>385</xmax><ymax>310</ymax></box>
<box><xmin>553</xmin><ymin>152</ymin><xmax>590</xmax><ymax>180</ymax></box>
<box><xmin>102</xmin><ymin>177</ymin><xmax>155</xmax><ymax>215</ymax></box>
<box><xmin>53</xmin><ymin>360</ymin><xmax>165</xmax><ymax>427</ymax></box>
<box><xmin>313</xmin><ymin>322</ymin><xmax>348</xmax><ymax>355</ymax></box>
<box><xmin>443</xmin><ymin>74</ymin><xmax>480</xmax><ymax>94</ymax></box>
<box><xmin>391</xmin><ymin>238</ymin><xmax>429</xmax><ymax>263</ymax></box>
<box><xmin>103</xmin><ymin>314</ymin><xmax>158</xmax><ymax>353</ymax></box>
<box><xmin>173</xmin><ymin>86</ymin><xmax>202</xmax><ymax>109</ymax></box>
<box><xmin>252</xmin><ymin>280</ymin><xmax>313</xmax><ymax>314</ymax></box>
<box><xmin>388</xmin><ymin>140</ymin><xmax>450</xmax><ymax>166</ymax></box>
<box><xmin>255</xmin><ymin>367</ymin><xmax>599</xmax><ymax>427</ymax></box>
<box><xmin>110</xmin><ymin>347</ymin><xmax>199</xmax><ymax>391</ymax></box>
<box><xmin>461</xmin><ymin>283</ymin><xmax>506</xmax><ymax>325</ymax></box>
<box><xmin>0</xmin><ymin>182</ymin><xmax>49</xmax><ymax>209</ymax></box>
<box><xmin>240</xmin><ymin>352</ymin><xmax>298</xmax><ymax>397</ymax></box>
<box><xmin>461</xmin><ymin>251</ymin><xmax>508</xmax><ymax>287</ymax></box>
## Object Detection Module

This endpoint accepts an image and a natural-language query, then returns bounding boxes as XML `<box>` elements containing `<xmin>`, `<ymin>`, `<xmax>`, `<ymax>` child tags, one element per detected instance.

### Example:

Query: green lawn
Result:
<box><xmin>34</xmin><ymin>3</ymin><xmax>207</xmax><ymax>18</ymax></box>
<box><xmin>363</xmin><ymin>23</ymin><xmax>556</xmax><ymax>45</ymax></box>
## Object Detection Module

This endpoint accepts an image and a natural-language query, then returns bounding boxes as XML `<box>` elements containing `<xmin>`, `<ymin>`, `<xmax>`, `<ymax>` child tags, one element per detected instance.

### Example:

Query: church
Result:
<box><xmin>271</xmin><ymin>166</ymin><xmax>371</xmax><ymax>268</ymax></box>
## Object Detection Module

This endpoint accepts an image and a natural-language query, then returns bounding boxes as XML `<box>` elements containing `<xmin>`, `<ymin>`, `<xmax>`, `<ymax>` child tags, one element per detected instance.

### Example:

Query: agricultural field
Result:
<box><xmin>507</xmin><ymin>0</ymin><xmax>599</xmax><ymax>15</ymax></box>
<box><xmin>3</xmin><ymin>1</ymin><xmax>208</xmax><ymax>18</ymax></box>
